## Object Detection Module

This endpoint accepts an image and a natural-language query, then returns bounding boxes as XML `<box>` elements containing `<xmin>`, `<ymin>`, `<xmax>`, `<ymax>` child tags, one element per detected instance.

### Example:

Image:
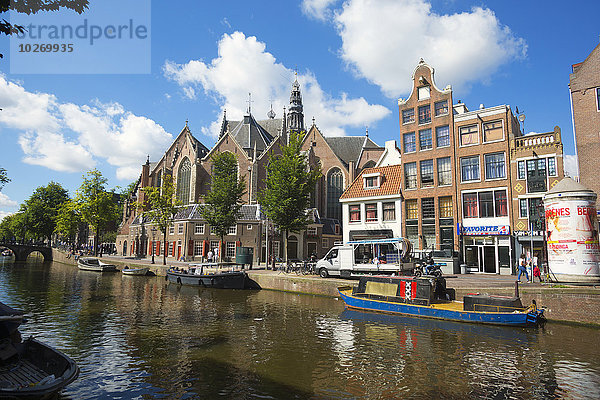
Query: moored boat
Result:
<box><xmin>166</xmin><ymin>263</ymin><xmax>249</xmax><ymax>289</ymax></box>
<box><xmin>1</xmin><ymin>249</ymin><xmax>12</xmax><ymax>257</ymax></box>
<box><xmin>77</xmin><ymin>257</ymin><xmax>117</xmax><ymax>272</ymax></box>
<box><xmin>338</xmin><ymin>275</ymin><xmax>545</xmax><ymax>327</ymax></box>
<box><xmin>0</xmin><ymin>302</ymin><xmax>79</xmax><ymax>398</ymax></box>
<box><xmin>121</xmin><ymin>266</ymin><xmax>149</xmax><ymax>276</ymax></box>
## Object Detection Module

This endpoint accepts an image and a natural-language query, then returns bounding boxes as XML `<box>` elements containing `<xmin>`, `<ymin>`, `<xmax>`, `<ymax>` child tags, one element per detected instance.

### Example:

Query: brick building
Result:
<box><xmin>570</xmin><ymin>42</ymin><xmax>600</xmax><ymax>200</ymax></box>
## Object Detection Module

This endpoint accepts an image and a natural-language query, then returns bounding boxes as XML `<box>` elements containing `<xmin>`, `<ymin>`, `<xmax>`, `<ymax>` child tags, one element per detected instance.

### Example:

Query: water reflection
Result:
<box><xmin>0</xmin><ymin>261</ymin><xmax>598</xmax><ymax>399</ymax></box>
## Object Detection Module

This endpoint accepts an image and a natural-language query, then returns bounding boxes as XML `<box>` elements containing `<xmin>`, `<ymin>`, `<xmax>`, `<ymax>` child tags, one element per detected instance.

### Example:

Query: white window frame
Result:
<box><xmin>195</xmin><ymin>224</ymin><xmax>205</xmax><ymax>235</ymax></box>
<box><xmin>194</xmin><ymin>241</ymin><xmax>203</xmax><ymax>256</ymax></box>
<box><xmin>178</xmin><ymin>224</ymin><xmax>184</xmax><ymax>234</ymax></box>
<box><xmin>484</xmin><ymin>152</ymin><xmax>506</xmax><ymax>180</ymax></box>
<box><xmin>363</xmin><ymin>172</ymin><xmax>381</xmax><ymax>189</ymax></box>
<box><xmin>272</xmin><ymin>241</ymin><xmax>280</xmax><ymax>258</ymax></box>
<box><xmin>246</xmin><ymin>224</ymin><xmax>252</xmax><ymax>230</ymax></box>
<box><xmin>460</xmin><ymin>156</ymin><xmax>481</xmax><ymax>183</ymax></box>
<box><xmin>169</xmin><ymin>226</ymin><xmax>175</xmax><ymax>235</ymax></box>
<box><xmin>307</xmin><ymin>227</ymin><xmax>317</xmax><ymax>236</ymax></box>
<box><xmin>227</xmin><ymin>225</ymin><xmax>237</xmax><ymax>235</ymax></box>
<box><xmin>226</xmin><ymin>242</ymin><xmax>236</xmax><ymax>258</ymax></box>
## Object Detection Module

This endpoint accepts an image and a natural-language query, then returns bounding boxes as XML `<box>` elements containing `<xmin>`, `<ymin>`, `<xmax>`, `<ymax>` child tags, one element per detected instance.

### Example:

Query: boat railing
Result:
<box><xmin>472</xmin><ymin>303</ymin><xmax>528</xmax><ymax>313</ymax></box>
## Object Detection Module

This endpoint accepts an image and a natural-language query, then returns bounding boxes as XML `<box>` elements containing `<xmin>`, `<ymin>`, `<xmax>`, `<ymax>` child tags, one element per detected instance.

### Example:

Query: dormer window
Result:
<box><xmin>363</xmin><ymin>172</ymin><xmax>381</xmax><ymax>189</ymax></box>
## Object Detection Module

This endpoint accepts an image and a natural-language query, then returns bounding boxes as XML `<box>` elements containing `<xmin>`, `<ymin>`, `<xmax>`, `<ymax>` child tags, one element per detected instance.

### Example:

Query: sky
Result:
<box><xmin>0</xmin><ymin>0</ymin><xmax>598</xmax><ymax>220</ymax></box>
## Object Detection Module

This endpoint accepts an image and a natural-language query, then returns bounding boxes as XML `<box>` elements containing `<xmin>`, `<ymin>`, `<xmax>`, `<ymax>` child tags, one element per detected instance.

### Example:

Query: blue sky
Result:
<box><xmin>0</xmin><ymin>0</ymin><xmax>598</xmax><ymax>220</ymax></box>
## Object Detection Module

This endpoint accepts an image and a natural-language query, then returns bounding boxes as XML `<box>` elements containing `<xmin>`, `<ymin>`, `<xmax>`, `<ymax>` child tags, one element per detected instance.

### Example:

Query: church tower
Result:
<box><xmin>287</xmin><ymin>77</ymin><xmax>305</xmax><ymax>136</ymax></box>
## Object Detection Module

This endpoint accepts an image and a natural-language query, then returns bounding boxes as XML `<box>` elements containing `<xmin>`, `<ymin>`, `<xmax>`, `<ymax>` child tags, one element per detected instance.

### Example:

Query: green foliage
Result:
<box><xmin>138</xmin><ymin>174</ymin><xmax>180</xmax><ymax>265</ymax></box>
<box><xmin>22</xmin><ymin>181</ymin><xmax>69</xmax><ymax>241</ymax></box>
<box><xmin>0</xmin><ymin>212</ymin><xmax>27</xmax><ymax>241</ymax></box>
<box><xmin>54</xmin><ymin>200</ymin><xmax>81</xmax><ymax>244</ymax></box>
<box><xmin>74</xmin><ymin>169</ymin><xmax>120</xmax><ymax>255</ymax></box>
<box><xmin>259</xmin><ymin>131</ymin><xmax>321</xmax><ymax>262</ymax></box>
<box><xmin>0</xmin><ymin>167</ymin><xmax>9</xmax><ymax>191</ymax></box>
<box><xmin>201</xmin><ymin>152</ymin><xmax>246</xmax><ymax>261</ymax></box>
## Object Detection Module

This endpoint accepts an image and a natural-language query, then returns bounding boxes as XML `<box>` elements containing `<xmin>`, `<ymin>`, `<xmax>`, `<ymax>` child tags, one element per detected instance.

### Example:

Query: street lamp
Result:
<box><xmin>151</xmin><ymin>227</ymin><xmax>156</xmax><ymax>264</ymax></box>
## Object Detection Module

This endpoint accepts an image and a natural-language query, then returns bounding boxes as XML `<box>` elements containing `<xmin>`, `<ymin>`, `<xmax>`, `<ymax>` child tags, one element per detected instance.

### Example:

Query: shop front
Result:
<box><xmin>461</xmin><ymin>224</ymin><xmax>512</xmax><ymax>275</ymax></box>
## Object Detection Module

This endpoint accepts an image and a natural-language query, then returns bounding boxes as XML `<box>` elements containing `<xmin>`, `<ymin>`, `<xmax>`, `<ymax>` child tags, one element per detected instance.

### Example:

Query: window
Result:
<box><xmin>548</xmin><ymin>157</ymin><xmax>557</xmax><ymax>176</ymax></box>
<box><xmin>439</xmin><ymin>196</ymin><xmax>453</xmax><ymax>218</ymax></box>
<box><xmin>419</xmin><ymin>129</ymin><xmax>432</xmax><ymax>150</ymax></box>
<box><xmin>195</xmin><ymin>224</ymin><xmax>204</xmax><ymax>235</ymax></box>
<box><xmin>364</xmin><ymin>175</ymin><xmax>380</xmax><ymax>188</ymax></box>
<box><xmin>403</xmin><ymin>132</ymin><xmax>416</xmax><ymax>152</ymax></box>
<box><xmin>307</xmin><ymin>227</ymin><xmax>317</xmax><ymax>236</ymax></box>
<box><xmin>405</xmin><ymin>162</ymin><xmax>417</xmax><ymax>189</ymax></box>
<box><xmin>227</xmin><ymin>226</ymin><xmax>237</xmax><ymax>235</ymax></box>
<box><xmin>418</xmin><ymin>104</ymin><xmax>431</xmax><ymax>124</ymax></box>
<box><xmin>402</xmin><ymin>108</ymin><xmax>415</xmax><ymax>124</ymax></box>
<box><xmin>483</xmin><ymin>120</ymin><xmax>504</xmax><ymax>142</ymax></box>
<box><xmin>406</xmin><ymin>200</ymin><xmax>418</xmax><ymax>220</ymax></box>
<box><xmin>169</xmin><ymin>226</ymin><xmax>175</xmax><ymax>235</ymax></box>
<box><xmin>485</xmin><ymin>153</ymin><xmax>506</xmax><ymax>179</ymax></box>
<box><xmin>422</xmin><ymin>198</ymin><xmax>435</xmax><ymax>219</ymax></box>
<box><xmin>434</xmin><ymin>100</ymin><xmax>449</xmax><ymax>116</ymax></box>
<box><xmin>327</xmin><ymin>168</ymin><xmax>344</xmax><ymax>222</ymax></box>
<box><xmin>418</xmin><ymin>86</ymin><xmax>430</xmax><ymax>100</ymax></box>
<box><xmin>176</xmin><ymin>157</ymin><xmax>191</xmax><ymax>205</ymax></box>
<box><xmin>436</xmin><ymin>125</ymin><xmax>450</xmax><ymax>147</ymax></box>
<box><xmin>247</xmin><ymin>224</ymin><xmax>252</xmax><ymax>230</ymax></box>
<box><xmin>437</xmin><ymin>157</ymin><xmax>452</xmax><ymax>186</ymax></box>
<box><xmin>194</xmin><ymin>241</ymin><xmax>203</xmax><ymax>256</ymax></box>
<box><xmin>422</xmin><ymin>225</ymin><xmax>436</xmax><ymax>248</ymax></box>
<box><xmin>461</xmin><ymin>156</ymin><xmax>480</xmax><ymax>182</ymax></box>
<box><xmin>168</xmin><ymin>242</ymin><xmax>174</xmax><ymax>256</ymax></box>
<box><xmin>518</xmin><ymin>161</ymin><xmax>526</xmax><ymax>179</ymax></box>
<box><xmin>210</xmin><ymin>241</ymin><xmax>219</xmax><ymax>253</ymax></box>
<box><xmin>479</xmin><ymin>192</ymin><xmax>494</xmax><ymax>218</ymax></box>
<box><xmin>597</xmin><ymin>88</ymin><xmax>600</xmax><ymax>111</ymax></box>
<box><xmin>322</xmin><ymin>239</ymin><xmax>328</xmax><ymax>248</ymax></box>
<box><xmin>494</xmin><ymin>190</ymin><xmax>508</xmax><ymax>217</ymax></box>
<box><xmin>527</xmin><ymin>159</ymin><xmax>547</xmax><ymax>193</ymax></box>
<box><xmin>383</xmin><ymin>202</ymin><xmax>395</xmax><ymax>221</ymax></box>
<box><xmin>272</xmin><ymin>241</ymin><xmax>280</xmax><ymax>258</ymax></box>
<box><xmin>463</xmin><ymin>193</ymin><xmax>478</xmax><ymax>218</ymax></box>
<box><xmin>178</xmin><ymin>224</ymin><xmax>184</xmax><ymax>234</ymax></box>
<box><xmin>210</xmin><ymin>225</ymin><xmax>218</xmax><ymax>235</ymax></box>
<box><xmin>349</xmin><ymin>205</ymin><xmax>361</xmax><ymax>222</ymax></box>
<box><xmin>459</xmin><ymin>124</ymin><xmax>479</xmax><ymax>146</ymax></box>
<box><xmin>519</xmin><ymin>199</ymin><xmax>528</xmax><ymax>218</ymax></box>
<box><xmin>365</xmin><ymin>204</ymin><xmax>378</xmax><ymax>222</ymax></box>
<box><xmin>420</xmin><ymin>160</ymin><xmax>434</xmax><ymax>187</ymax></box>
<box><xmin>406</xmin><ymin>226</ymin><xmax>418</xmax><ymax>248</ymax></box>
<box><xmin>226</xmin><ymin>242</ymin><xmax>236</xmax><ymax>258</ymax></box>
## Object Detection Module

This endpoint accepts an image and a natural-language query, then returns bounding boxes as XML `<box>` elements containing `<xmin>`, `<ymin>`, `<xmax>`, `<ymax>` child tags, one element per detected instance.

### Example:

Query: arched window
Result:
<box><xmin>363</xmin><ymin>160</ymin><xmax>376</xmax><ymax>170</ymax></box>
<box><xmin>156</xmin><ymin>170</ymin><xmax>162</xmax><ymax>189</ymax></box>
<box><xmin>327</xmin><ymin>168</ymin><xmax>343</xmax><ymax>222</ymax></box>
<box><xmin>177</xmin><ymin>157</ymin><xmax>191</xmax><ymax>205</ymax></box>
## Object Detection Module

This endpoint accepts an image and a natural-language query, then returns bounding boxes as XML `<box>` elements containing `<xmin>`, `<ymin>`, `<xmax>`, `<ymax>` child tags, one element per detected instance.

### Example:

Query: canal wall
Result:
<box><xmin>51</xmin><ymin>249</ymin><xmax>600</xmax><ymax>326</ymax></box>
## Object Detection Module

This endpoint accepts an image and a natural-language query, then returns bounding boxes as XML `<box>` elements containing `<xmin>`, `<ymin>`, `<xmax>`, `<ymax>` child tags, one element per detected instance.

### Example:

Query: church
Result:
<box><xmin>116</xmin><ymin>79</ymin><xmax>383</xmax><ymax>264</ymax></box>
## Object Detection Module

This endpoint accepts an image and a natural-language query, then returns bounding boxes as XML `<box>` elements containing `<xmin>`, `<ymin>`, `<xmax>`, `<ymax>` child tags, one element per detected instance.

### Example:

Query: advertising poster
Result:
<box><xmin>545</xmin><ymin>199</ymin><xmax>600</xmax><ymax>276</ymax></box>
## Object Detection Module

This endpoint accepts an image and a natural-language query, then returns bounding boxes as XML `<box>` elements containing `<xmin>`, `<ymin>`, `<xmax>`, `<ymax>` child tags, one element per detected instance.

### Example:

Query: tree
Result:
<box><xmin>201</xmin><ymin>152</ymin><xmax>246</xmax><ymax>263</ymax></box>
<box><xmin>22</xmin><ymin>181</ymin><xmax>69</xmax><ymax>242</ymax></box>
<box><xmin>1</xmin><ymin>1</ymin><xmax>89</xmax><ymax>58</ymax></box>
<box><xmin>0</xmin><ymin>167</ymin><xmax>9</xmax><ymax>191</ymax></box>
<box><xmin>0</xmin><ymin>212</ymin><xmax>27</xmax><ymax>242</ymax></box>
<box><xmin>259</xmin><ymin>131</ymin><xmax>321</xmax><ymax>264</ymax></box>
<box><xmin>138</xmin><ymin>174</ymin><xmax>180</xmax><ymax>265</ymax></box>
<box><xmin>54</xmin><ymin>200</ymin><xmax>80</xmax><ymax>246</ymax></box>
<box><xmin>74</xmin><ymin>169</ymin><xmax>120</xmax><ymax>256</ymax></box>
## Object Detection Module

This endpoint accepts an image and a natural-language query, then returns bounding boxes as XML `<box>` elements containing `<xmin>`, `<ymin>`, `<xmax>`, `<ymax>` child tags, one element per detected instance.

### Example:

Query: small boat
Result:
<box><xmin>77</xmin><ymin>257</ymin><xmax>117</xmax><ymax>272</ymax></box>
<box><xmin>1</xmin><ymin>249</ymin><xmax>12</xmax><ymax>257</ymax></box>
<box><xmin>0</xmin><ymin>302</ymin><xmax>79</xmax><ymax>398</ymax></box>
<box><xmin>166</xmin><ymin>263</ymin><xmax>249</xmax><ymax>289</ymax></box>
<box><xmin>121</xmin><ymin>266</ymin><xmax>149</xmax><ymax>276</ymax></box>
<box><xmin>338</xmin><ymin>275</ymin><xmax>545</xmax><ymax>327</ymax></box>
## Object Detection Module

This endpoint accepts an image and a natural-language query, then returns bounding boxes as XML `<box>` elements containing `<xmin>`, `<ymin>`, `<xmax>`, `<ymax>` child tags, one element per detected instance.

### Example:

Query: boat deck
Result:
<box><xmin>0</xmin><ymin>358</ymin><xmax>48</xmax><ymax>389</ymax></box>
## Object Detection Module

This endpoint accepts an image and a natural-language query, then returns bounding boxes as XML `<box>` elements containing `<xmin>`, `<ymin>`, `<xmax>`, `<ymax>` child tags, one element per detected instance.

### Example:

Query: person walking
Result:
<box><xmin>207</xmin><ymin>249</ymin><xmax>213</xmax><ymax>263</ymax></box>
<box><xmin>518</xmin><ymin>258</ymin><xmax>529</xmax><ymax>283</ymax></box>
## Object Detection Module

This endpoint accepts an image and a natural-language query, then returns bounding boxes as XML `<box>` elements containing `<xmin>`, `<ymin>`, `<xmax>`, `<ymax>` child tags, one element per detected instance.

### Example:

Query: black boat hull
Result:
<box><xmin>167</xmin><ymin>270</ymin><xmax>248</xmax><ymax>289</ymax></box>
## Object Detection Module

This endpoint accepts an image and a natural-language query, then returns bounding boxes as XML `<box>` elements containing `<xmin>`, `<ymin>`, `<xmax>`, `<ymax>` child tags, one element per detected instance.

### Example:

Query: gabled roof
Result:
<box><xmin>228</xmin><ymin>114</ymin><xmax>280</xmax><ymax>156</ymax></box>
<box><xmin>190</xmin><ymin>204</ymin><xmax>262</xmax><ymax>221</ymax></box>
<box><xmin>340</xmin><ymin>164</ymin><xmax>403</xmax><ymax>200</ymax></box>
<box><xmin>324</xmin><ymin>136</ymin><xmax>379</xmax><ymax>168</ymax></box>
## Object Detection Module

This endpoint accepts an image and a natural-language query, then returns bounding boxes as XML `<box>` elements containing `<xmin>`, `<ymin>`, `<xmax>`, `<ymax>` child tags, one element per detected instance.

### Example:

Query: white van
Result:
<box><xmin>316</xmin><ymin>238</ymin><xmax>414</xmax><ymax>278</ymax></box>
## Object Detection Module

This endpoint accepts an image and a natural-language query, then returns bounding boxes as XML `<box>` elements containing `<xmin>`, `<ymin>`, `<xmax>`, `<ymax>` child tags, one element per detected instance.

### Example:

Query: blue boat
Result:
<box><xmin>338</xmin><ymin>275</ymin><xmax>545</xmax><ymax>327</ymax></box>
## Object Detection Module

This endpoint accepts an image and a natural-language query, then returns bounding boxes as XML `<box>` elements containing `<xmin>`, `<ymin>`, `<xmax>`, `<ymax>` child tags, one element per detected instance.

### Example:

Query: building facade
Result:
<box><xmin>570</xmin><ymin>42</ymin><xmax>600</xmax><ymax>199</ymax></box>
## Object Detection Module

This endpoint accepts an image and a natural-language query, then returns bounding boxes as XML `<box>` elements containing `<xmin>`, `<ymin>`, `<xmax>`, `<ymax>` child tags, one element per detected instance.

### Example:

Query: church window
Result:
<box><xmin>177</xmin><ymin>157</ymin><xmax>191</xmax><ymax>205</ymax></box>
<box><xmin>327</xmin><ymin>168</ymin><xmax>344</xmax><ymax>222</ymax></box>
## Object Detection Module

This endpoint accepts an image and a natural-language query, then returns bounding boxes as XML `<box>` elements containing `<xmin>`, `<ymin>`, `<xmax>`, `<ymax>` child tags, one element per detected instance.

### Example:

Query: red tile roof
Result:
<box><xmin>340</xmin><ymin>164</ymin><xmax>403</xmax><ymax>200</ymax></box>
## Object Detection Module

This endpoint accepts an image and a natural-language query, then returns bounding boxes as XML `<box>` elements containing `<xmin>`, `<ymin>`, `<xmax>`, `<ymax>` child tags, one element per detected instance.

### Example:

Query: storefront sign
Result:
<box><xmin>514</xmin><ymin>230</ymin><xmax>544</xmax><ymax>237</ymax></box>
<box><xmin>461</xmin><ymin>225</ymin><xmax>510</xmax><ymax>235</ymax></box>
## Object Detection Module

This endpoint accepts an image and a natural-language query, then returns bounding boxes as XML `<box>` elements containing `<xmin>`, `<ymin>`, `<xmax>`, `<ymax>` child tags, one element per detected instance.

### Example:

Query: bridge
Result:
<box><xmin>0</xmin><ymin>242</ymin><xmax>53</xmax><ymax>262</ymax></box>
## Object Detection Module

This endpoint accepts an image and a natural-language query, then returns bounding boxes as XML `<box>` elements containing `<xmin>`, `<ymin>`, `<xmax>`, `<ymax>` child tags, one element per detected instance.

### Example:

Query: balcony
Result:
<box><xmin>514</xmin><ymin>131</ymin><xmax>560</xmax><ymax>151</ymax></box>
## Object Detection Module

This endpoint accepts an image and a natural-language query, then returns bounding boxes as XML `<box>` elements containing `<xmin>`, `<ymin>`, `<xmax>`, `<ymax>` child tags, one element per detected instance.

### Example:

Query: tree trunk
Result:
<box><xmin>219</xmin><ymin>235</ymin><xmax>224</xmax><ymax>263</ymax></box>
<box><xmin>284</xmin><ymin>229</ymin><xmax>288</xmax><ymax>265</ymax></box>
<box><xmin>163</xmin><ymin>231</ymin><xmax>167</xmax><ymax>265</ymax></box>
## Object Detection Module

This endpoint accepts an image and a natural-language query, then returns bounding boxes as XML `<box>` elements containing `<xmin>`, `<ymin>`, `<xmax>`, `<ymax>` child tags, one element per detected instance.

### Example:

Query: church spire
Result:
<box><xmin>287</xmin><ymin>74</ymin><xmax>305</xmax><ymax>135</ymax></box>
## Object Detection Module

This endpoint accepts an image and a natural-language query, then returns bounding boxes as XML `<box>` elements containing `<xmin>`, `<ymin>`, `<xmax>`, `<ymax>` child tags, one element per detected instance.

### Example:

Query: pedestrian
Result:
<box><xmin>533</xmin><ymin>264</ymin><xmax>542</xmax><ymax>283</ymax></box>
<box><xmin>207</xmin><ymin>249</ymin><xmax>213</xmax><ymax>263</ymax></box>
<box><xmin>213</xmin><ymin>247</ymin><xmax>219</xmax><ymax>262</ymax></box>
<box><xmin>518</xmin><ymin>258</ymin><xmax>529</xmax><ymax>283</ymax></box>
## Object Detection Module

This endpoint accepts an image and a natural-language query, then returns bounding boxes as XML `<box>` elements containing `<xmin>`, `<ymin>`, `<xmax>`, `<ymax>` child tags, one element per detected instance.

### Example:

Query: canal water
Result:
<box><xmin>1</xmin><ymin>258</ymin><xmax>599</xmax><ymax>399</ymax></box>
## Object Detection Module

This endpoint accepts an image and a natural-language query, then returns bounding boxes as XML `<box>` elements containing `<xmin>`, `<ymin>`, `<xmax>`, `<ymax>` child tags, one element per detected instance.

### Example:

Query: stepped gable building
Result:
<box><xmin>397</xmin><ymin>59</ymin><xmax>564</xmax><ymax>275</ymax></box>
<box><xmin>117</xmin><ymin>79</ymin><xmax>355</xmax><ymax>263</ymax></box>
<box><xmin>570</xmin><ymin>42</ymin><xmax>600</xmax><ymax>200</ymax></box>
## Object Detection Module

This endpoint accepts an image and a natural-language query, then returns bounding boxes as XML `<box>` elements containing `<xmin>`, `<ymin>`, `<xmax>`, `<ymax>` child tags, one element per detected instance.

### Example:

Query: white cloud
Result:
<box><xmin>164</xmin><ymin>31</ymin><xmax>390</xmax><ymax>138</ymax></box>
<box><xmin>333</xmin><ymin>0</ymin><xmax>527</xmax><ymax>98</ymax></box>
<box><xmin>0</xmin><ymin>75</ymin><xmax>173</xmax><ymax>180</ymax></box>
<box><xmin>302</xmin><ymin>0</ymin><xmax>338</xmax><ymax>21</ymax></box>
<box><xmin>563</xmin><ymin>154</ymin><xmax>578</xmax><ymax>178</ymax></box>
<box><xmin>0</xmin><ymin>210</ymin><xmax>15</xmax><ymax>222</ymax></box>
<box><xmin>0</xmin><ymin>193</ymin><xmax>17</xmax><ymax>207</ymax></box>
